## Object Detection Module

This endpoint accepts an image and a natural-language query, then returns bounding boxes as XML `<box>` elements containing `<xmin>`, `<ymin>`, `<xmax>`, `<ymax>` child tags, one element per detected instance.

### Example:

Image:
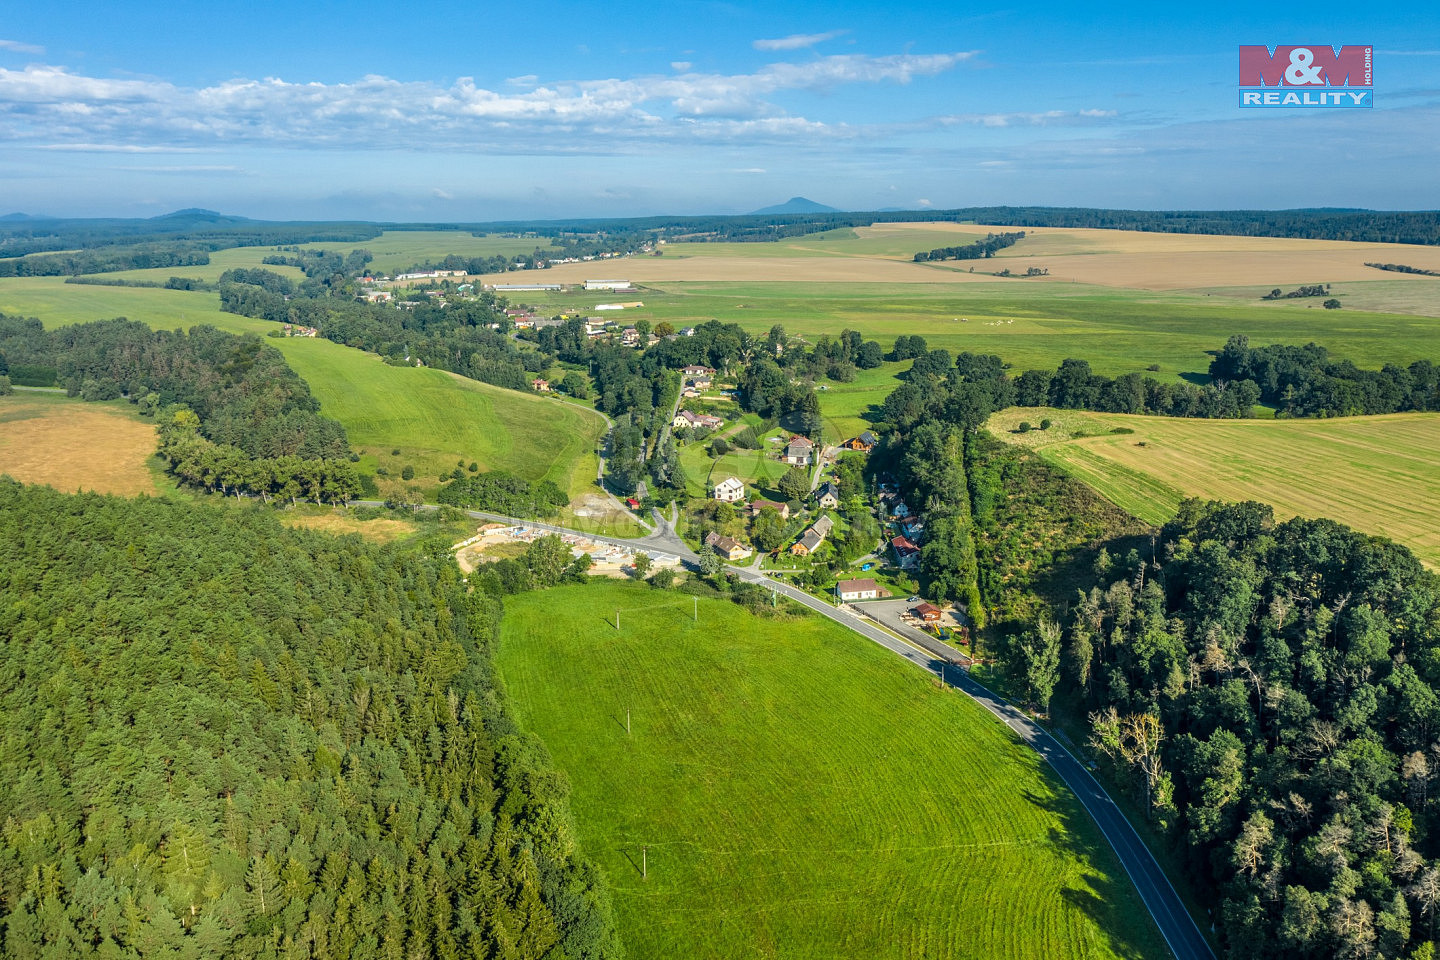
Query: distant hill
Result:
<box><xmin>0</xmin><ymin>213</ymin><xmax>42</xmax><ymax>222</ymax></box>
<box><xmin>749</xmin><ymin>197</ymin><xmax>841</xmax><ymax>215</ymax></box>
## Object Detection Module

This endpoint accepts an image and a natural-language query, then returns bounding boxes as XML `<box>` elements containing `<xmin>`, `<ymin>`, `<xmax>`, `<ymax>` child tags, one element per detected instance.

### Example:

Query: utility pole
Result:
<box><xmin>642</xmin><ymin>845</ymin><xmax>648</xmax><ymax>880</ymax></box>
<box><xmin>626</xmin><ymin>708</ymin><xmax>631</xmax><ymax>735</ymax></box>
<box><xmin>693</xmin><ymin>596</ymin><xmax>698</xmax><ymax>622</ymax></box>
<box><xmin>616</xmin><ymin>609</ymin><xmax>620</xmax><ymax>630</ymax></box>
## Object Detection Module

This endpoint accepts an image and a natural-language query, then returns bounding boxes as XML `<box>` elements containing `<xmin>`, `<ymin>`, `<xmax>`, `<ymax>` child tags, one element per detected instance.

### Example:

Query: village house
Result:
<box><xmin>531</xmin><ymin>378</ymin><xmax>550</xmax><ymax>392</ymax></box>
<box><xmin>791</xmin><ymin>514</ymin><xmax>834</xmax><ymax>556</ymax></box>
<box><xmin>784</xmin><ymin>435</ymin><xmax>815</xmax><ymax>466</ymax></box>
<box><xmin>815</xmin><ymin>481</ymin><xmax>840</xmax><ymax>510</ymax></box>
<box><xmin>836</xmin><ymin>578</ymin><xmax>885</xmax><ymax>602</ymax></box>
<box><xmin>674</xmin><ymin>410</ymin><xmax>724</xmax><ymax>432</ymax></box>
<box><xmin>712</xmin><ymin>476</ymin><xmax>745</xmax><ymax>503</ymax></box>
<box><xmin>790</xmin><ymin>528</ymin><xmax>825</xmax><ymax>556</ymax></box>
<box><xmin>621</xmin><ymin>327</ymin><xmax>640</xmax><ymax>347</ymax></box>
<box><xmin>746</xmin><ymin>500</ymin><xmax>790</xmax><ymax>520</ymax></box>
<box><xmin>842</xmin><ymin>431</ymin><xmax>879</xmax><ymax>452</ymax></box>
<box><xmin>705</xmin><ymin>531</ymin><xmax>754</xmax><ymax>562</ymax></box>
<box><xmin>682</xmin><ymin>364</ymin><xmax>716</xmax><ymax>378</ymax></box>
<box><xmin>891</xmin><ymin>535</ymin><xmax>920</xmax><ymax>570</ymax></box>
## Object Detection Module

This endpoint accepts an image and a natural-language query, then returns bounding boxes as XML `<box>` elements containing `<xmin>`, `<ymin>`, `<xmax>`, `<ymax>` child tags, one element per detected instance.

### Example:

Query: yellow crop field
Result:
<box><xmin>0</xmin><ymin>393</ymin><xmax>159</xmax><ymax>497</ymax></box>
<box><xmin>987</xmin><ymin>407</ymin><xmax>1440</xmax><ymax>566</ymax></box>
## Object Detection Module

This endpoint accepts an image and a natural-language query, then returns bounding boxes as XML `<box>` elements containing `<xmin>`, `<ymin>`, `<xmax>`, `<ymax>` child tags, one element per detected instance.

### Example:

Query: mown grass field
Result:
<box><xmin>0</xmin><ymin>392</ymin><xmax>159</xmax><ymax>496</ymax></box>
<box><xmin>82</xmin><ymin>245</ymin><xmax>309</xmax><ymax>285</ymax></box>
<box><xmin>987</xmin><ymin>407</ymin><xmax>1440</xmax><ymax>566</ymax></box>
<box><xmin>498</xmin><ymin>581</ymin><xmax>1166</xmax><ymax>960</ymax></box>
<box><xmin>0</xmin><ymin>276</ymin><xmax>266</xmax><ymax>335</ymax></box>
<box><xmin>272</xmin><ymin>337</ymin><xmax>603</xmax><ymax>490</ymax></box>
<box><xmin>298</xmin><ymin>230</ymin><xmax>562</xmax><ymax>274</ymax></box>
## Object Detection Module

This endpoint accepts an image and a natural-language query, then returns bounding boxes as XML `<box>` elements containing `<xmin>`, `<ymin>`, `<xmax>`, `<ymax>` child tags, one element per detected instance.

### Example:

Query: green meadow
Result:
<box><xmin>79</xmin><ymin>245</ymin><xmax>309</xmax><ymax>285</ymax></box>
<box><xmin>0</xmin><ymin>276</ymin><xmax>266</xmax><ymax>335</ymax></box>
<box><xmin>299</xmin><ymin>229</ymin><xmax>563</xmax><ymax>274</ymax></box>
<box><xmin>988</xmin><ymin>406</ymin><xmax>1440</xmax><ymax>566</ymax></box>
<box><xmin>498</xmin><ymin>581</ymin><xmax>1166</xmax><ymax>960</ymax></box>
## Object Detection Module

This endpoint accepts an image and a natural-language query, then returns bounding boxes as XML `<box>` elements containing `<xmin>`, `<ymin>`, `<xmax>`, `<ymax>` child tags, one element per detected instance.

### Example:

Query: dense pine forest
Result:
<box><xmin>0</xmin><ymin>482</ymin><xmax>620</xmax><ymax>958</ymax></box>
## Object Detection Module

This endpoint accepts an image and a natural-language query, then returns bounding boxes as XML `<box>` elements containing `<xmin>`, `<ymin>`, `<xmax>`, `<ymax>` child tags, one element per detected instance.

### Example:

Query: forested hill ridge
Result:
<box><xmin>5</xmin><ymin>207</ymin><xmax>1440</xmax><ymax>260</ymax></box>
<box><xmin>0</xmin><ymin>482</ymin><xmax>620</xmax><ymax>958</ymax></box>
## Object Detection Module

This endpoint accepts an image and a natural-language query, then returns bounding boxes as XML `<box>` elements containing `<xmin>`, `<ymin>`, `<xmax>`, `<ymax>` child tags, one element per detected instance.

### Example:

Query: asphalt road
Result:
<box><xmin>372</xmin><ymin>502</ymin><xmax>1213</xmax><ymax>959</ymax></box>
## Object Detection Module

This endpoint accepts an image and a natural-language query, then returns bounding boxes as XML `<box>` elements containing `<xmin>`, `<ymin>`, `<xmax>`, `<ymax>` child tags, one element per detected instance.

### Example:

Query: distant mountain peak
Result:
<box><xmin>748</xmin><ymin>197</ymin><xmax>840</xmax><ymax>215</ymax></box>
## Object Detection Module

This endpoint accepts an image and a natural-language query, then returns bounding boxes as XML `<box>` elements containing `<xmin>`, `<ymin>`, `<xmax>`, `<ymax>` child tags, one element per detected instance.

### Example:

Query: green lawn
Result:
<box><xmin>498</xmin><ymin>581</ymin><xmax>1167</xmax><ymax>960</ymax></box>
<box><xmin>987</xmin><ymin>406</ymin><xmax>1440</xmax><ymax>567</ymax></box>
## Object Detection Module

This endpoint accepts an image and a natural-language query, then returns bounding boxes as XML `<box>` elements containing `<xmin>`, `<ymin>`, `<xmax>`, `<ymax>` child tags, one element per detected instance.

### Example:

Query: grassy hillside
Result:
<box><xmin>0</xmin><ymin>276</ymin><xmax>265</xmax><ymax>335</ymax></box>
<box><xmin>270</xmin><ymin>337</ymin><xmax>603</xmax><ymax>490</ymax></box>
<box><xmin>299</xmin><ymin>230</ymin><xmax>562</xmax><ymax>274</ymax></box>
<box><xmin>987</xmin><ymin>407</ymin><xmax>1440</xmax><ymax>566</ymax></box>
<box><xmin>498</xmin><ymin>581</ymin><xmax>1167</xmax><ymax>960</ymax></box>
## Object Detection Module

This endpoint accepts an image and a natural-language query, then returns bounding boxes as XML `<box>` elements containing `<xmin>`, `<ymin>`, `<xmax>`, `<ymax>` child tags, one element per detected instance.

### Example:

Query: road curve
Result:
<box><xmin>357</xmin><ymin>502</ymin><xmax>1213</xmax><ymax>959</ymax></box>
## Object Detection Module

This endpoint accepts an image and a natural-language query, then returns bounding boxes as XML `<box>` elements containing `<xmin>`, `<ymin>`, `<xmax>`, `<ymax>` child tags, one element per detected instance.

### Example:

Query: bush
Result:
<box><xmin>468</xmin><ymin>461</ymin><xmax>479</xmax><ymax>472</ymax></box>
<box><xmin>648</xmin><ymin>567</ymin><xmax>676</xmax><ymax>590</ymax></box>
<box><xmin>1017</xmin><ymin>421</ymin><xmax>1032</xmax><ymax>433</ymax></box>
<box><xmin>1109</xmin><ymin>427</ymin><xmax>1134</xmax><ymax>435</ymax></box>
<box><xmin>401</xmin><ymin>465</ymin><xmax>415</xmax><ymax>481</ymax></box>
<box><xmin>1323</xmin><ymin>298</ymin><xmax>1341</xmax><ymax>309</ymax></box>
<box><xmin>0</xmin><ymin>375</ymin><xmax>10</xmax><ymax>396</ymax></box>
<box><xmin>1039</xmin><ymin>419</ymin><xmax>1052</xmax><ymax>430</ymax></box>
<box><xmin>391</xmin><ymin>448</ymin><xmax>401</xmax><ymax>455</ymax></box>
<box><xmin>710</xmin><ymin>438</ymin><xmax>730</xmax><ymax>456</ymax></box>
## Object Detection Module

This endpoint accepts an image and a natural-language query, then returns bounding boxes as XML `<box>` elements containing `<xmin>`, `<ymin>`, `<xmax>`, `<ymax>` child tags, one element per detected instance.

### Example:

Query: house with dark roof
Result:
<box><xmin>891</xmin><ymin>535</ymin><xmax>920</xmax><ymax>570</ymax></box>
<box><xmin>815</xmin><ymin>481</ymin><xmax>840</xmax><ymax>509</ymax></box>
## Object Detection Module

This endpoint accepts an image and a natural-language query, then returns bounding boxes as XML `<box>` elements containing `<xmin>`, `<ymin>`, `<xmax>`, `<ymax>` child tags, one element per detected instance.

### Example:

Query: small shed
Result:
<box><xmin>914</xmin><ymin>602</ymin><xmax>943</xmax><ymax>622</ymax></box>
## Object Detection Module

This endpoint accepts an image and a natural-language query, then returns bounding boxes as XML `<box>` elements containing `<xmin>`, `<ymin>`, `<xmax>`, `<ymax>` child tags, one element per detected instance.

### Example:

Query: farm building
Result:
<box><xmin>815</xmin><ymin>482</ymin><xmax>840</xmax><ymax>509</ymax></box>
<box><xmin>585</xmin><ymin>279</ymin><xmax>633</xmax><ymax>291</ymax></box>
<box><xmin>812</xmin><ymin>514</ymin><xmax>834</xmax><ymax>538</ymax></box>
<box><xmin>747</xmin><ymin>500</ymin><xmax>790</xmax><ymax>520</ymax></box>
<box><xmin>531</xmin><ymin>378</ymin><xmax>550</xmax><ymax>392</ymax></box>
<box><xmin>712</xmin><ymin>477</ymin><xmax>746</xmax><ymax>503</ymax></box>
<box><xmin>491</xmin><ymin>283</ymin><xmax>563</xmax><ymax>292</ymax></box>
<box><xmin>784</xmin><ymin>435</ymin><xmax>815</xmax><ymax>465</ymax></box>
<box><xmin>836</xmin><ymin>578</ymin><xmax>885</xmax><ymax>601</ymax></box>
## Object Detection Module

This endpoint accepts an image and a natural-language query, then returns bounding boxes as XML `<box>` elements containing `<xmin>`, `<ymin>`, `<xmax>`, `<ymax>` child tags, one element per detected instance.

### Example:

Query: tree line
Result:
<box><xmin>0</xmin><ymin>481</ymin><xmax>621</xmax><ymax>958</ymax></box>
<box><xmin>912</xmin><ymin>231</ymin><xmax>1026</xmax><ymax>262</ymax></box>
<box><xmin>1211</xmin><ymin>335</ymin><xmax>1440</xmax><ymax>418</ymax></box>
<box><xmin>0</xmin><ymin>315</ymin><xmax>358</xmax><ymax>498</ymax></box>
<box><xmin>435</xmin><ymin>471</ymin><xmax>569</xmax><ymax>518</ymax></box>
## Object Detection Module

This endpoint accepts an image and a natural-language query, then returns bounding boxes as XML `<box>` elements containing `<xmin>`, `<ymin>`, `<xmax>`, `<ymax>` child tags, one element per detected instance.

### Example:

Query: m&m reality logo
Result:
<box><xmin>1239</xmin><ymin>45</ymin><xmax>1373</xmax><ymax>108</ymax></box>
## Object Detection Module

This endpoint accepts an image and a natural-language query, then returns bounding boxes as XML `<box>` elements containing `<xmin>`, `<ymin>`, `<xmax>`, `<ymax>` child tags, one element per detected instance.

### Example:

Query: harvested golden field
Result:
<box><xmin>987</xmin><ymin>407</ymin><xmax>1440</xmax><ymax>566</ymax></box>
<box><xmin>0</xmin><ymin>393</ymin><xmax>158</xmax><ymax>496</ymax></box>
<box><xmin>479</xmin><ymin>222</ymin><xmax>1440</xmax><ymax>298</ymax></box>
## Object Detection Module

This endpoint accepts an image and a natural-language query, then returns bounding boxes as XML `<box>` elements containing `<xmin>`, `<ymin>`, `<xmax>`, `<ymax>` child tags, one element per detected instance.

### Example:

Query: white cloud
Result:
<box><xmin>0</xmin><ymin>39</ymin><xmax>44</xmax><ymax>55</ymax></box>
<box><xmin>753</xmin><ymin>31</ymin><xmax>846</xmax><ymax>52</ymax></box>
<box><xmin>671</xmin><ymin>61</ymin><xmax>691</xmax><ymax>72</ymax></box>
<box><xmin>0</xmin><ymin>53</ymin><xmax>973</xmax><ymax>152</ymax></box>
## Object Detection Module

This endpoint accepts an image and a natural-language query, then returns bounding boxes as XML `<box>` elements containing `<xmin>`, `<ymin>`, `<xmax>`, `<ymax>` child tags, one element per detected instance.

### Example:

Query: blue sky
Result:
<box><xmin>2</xmin><ymin>1</ymin><xmax>1438</xmax><ymax>219</ymax></box>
